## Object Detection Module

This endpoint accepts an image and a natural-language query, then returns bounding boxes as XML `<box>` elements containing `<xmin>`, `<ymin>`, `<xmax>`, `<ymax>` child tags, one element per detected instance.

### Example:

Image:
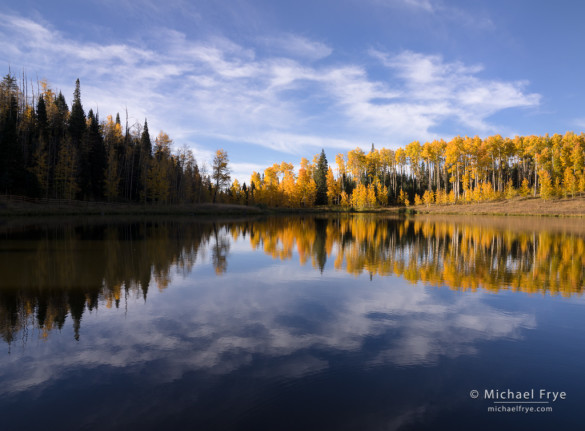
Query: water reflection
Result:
<box><xmin>0</xmin><ymin>219</ymin><xmax>211</xmax><ymax>343</ymax></box>
<box><xmin>1</xmin><ymin>215</ymin><xmax>583</xmax><ymax>430</ymax></box>
<box><xmin>1</xmin><ymin>215</ymin><xmax>583</xmax><ymax>345</ymax></box>
<box><xmin>243</xmin><ymin>215</ymin><xmax>585</xmax><ymax>295</ymax></box>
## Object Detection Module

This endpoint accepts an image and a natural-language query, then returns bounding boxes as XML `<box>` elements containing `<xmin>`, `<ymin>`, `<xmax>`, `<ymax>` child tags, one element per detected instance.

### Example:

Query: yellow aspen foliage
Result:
<box><xmin>448</xmin><ymin>190</ymin><xmax>456</xmax><ymax>204</ymax></box>
<box><xmin>422</xmin><ymin>190</ymin><xmax>434</xmax><ymax>207</ymax></box>
<box><xmin>462</xmin><ymin>172</ymin><xmax>471</xmax><ymax>202</ymax></box>
<box><xmin>504</xmin><ymin>179</ymin><xmax>517</xmax><ymax>199</ymax></box>
<box><xmin>471</xmin><ymin>185</ymin><xmax>482</xmax><ymax>202</ymax></box>
<box><xmin>520</xmin><ymin>178</ymin><xmax>531</xmax><ymax>197</ymax></box>
<box><xmin>398</xmin><ymin>189</ymin><xmax>408</xmax><ymax>206</ymax></box>
<box><xmin>263</xmin><ymin>165</ymin><xmax>280</xmax><ymax>206</ymax></box>
<box><xmin>250</xmin><ymin>171</ymin><xmax>263</xmax><ymax>204</ymax></box>
<box><xmin>281</xmin><ymin>166</ymin><xmax>297</xmax><ymax>207</ymax></box>
<box><xmin>366</xmin><ymin>184</ymin><xmax>377</xmax><ymax>207</ymax></box>
<box><xmin>554</xmin><ymin>177</ymin><xmax>562</xmax><ymax>198</ymax></box>
<box><xmin>326</xmin><ymin>167</ymin><xmax>339</xmax><ymax>205</ymax></box>
<box><xmin>578</xmin><ymin>172</ymin><xmax>585</xmax><ymax>196</ymax></box>
<box><xmin>414</xmin><ymin>193</ymin><xmax>423</xmax><ymax>206</ymax></box>
<box><xmin>538</xmin><ymin>170</ymin><xmax>554</xmax><ymax>200</ymax></box>
<box><xmin>297</xmin><ymin>165</ymin><xmax>317</xmax><ymax>207</ymax></box>
<box><xmin>481</xmin><ymin>181</ymin><xmax>496</xmax><ymax>201</ymax></box>
<box><xmin>335</xmin><ymin>153</ymin><xmax>346</xmax><ymax>177</ymax></box>
<box><xmin>231</xmin><ymin>179</ymin><xmax>242</xmax><ymax>203</ymax></box>
<box><xmin>377</xmin><ymin>182</ymin><xmax>388</xmax><ymax>206</ymax></box>
<box><xmin>563</xmin><ymin>167</ymin><xmax>577</xmax><ymax>198</ymax></box>
<box><xmin>340</xmin><ymin>191</ymin><xmax>350</xmax><ymax>207</ymax></box>
<box><xmin>347</xmin><ymin>148</ymin><xmax>366</xmax><ymax>182</ymax></box>
<box><xmin>351</xmin><ymin>183</ymin><xmax>368</xmax><ymax>209</ymax></box>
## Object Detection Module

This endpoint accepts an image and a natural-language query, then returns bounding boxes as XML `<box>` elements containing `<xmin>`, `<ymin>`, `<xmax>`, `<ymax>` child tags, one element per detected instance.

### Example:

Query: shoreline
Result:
<box><xmin>410</xmin><ymin>195</ymin><xmax>585</xmax><ymax>218</ymax></box>
<box><xmin>1</xmin><ymin>195</ymin><xmax>584</xmax><ymax>218</ymax></box>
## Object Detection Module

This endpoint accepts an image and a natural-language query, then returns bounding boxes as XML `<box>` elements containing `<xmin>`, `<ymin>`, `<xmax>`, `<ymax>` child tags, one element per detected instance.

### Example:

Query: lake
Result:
<box><xmin>1</xmin><ymin>214</ymin><xmax>584</xmax><ymax>430</ymax></box>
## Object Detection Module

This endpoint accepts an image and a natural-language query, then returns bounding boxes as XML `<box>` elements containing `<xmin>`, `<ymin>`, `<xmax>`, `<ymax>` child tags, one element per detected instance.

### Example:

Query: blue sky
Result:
<box><xmin>1</xmin><ymin>0</ymin><xmax>584</xmax><ymax>181</ymax></box>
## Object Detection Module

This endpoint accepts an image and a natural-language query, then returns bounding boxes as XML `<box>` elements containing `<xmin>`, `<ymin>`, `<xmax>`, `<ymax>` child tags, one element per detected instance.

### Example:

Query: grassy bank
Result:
<box><xmin>2</xmin><ymin>195</ymin><xmax>585</xmax><ymax>218</ymax></box>
<box><xmin>411</xmin><ymin>195</ymin><xmax>585</xmax><ymax>217</ymax></box>
<box><xmin>0</xmin><ymin>196</ymin><xmax>264</xmax><ymax>216</ymax></box>
<box><xmin>0</xmin><ymin>196</ymin><xmax>400</xmax><ymax>217</ymax></box>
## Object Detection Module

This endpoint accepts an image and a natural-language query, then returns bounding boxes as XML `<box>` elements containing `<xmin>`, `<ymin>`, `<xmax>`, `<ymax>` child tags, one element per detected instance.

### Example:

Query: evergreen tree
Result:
<box><xmin>55</xmin><ymin>92</ymin><xmax>69</xmax><ymax>119</ymax></box>
<box><xmin>68</xmin><ymin>79</ymin><xmax>86</xmax><ymax>147</ymax></box>
<box><xmin>70</xmin><ymin>80</ymin><xmax>89</xmax><ymax>198</ymax></box>
<box><xmin>138</xmin><ymin>119</ymin><xmax>152</xmax><ymax>201</ymax></box>
<box><xmin>87</xmin><ymin>110</ymin><xmax>106</xmax><ymax>199</ymax></box>
<box><xmin>36</xmin><ymin>95</ymin><xmax>48</xmax><ymax>139</ymax></box>
<box><xmin>0</xmin><ymin>74</ymin><xmax>28</xmax><ymax>194</ymax></box>
<box><xmin>314</xmin><ymin>148</ymin><xmax>328</xmax><ymax>205</ymax></box>
<box><xmin>32</xmin><ymin>95</ymin><xmax>50</xmax><ymax>197</ymax></box>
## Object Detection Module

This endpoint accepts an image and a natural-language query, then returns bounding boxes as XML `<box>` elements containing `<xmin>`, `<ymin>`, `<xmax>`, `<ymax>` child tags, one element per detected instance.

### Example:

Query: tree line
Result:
<box><xmin>244</xmin><ymin>133</ymin><xmax>585</xmax><ymax>209</ymax></box>
<box><xmin>3</xmin><ymin>72</ymin><xmax>585</xmax><ymax>208</ymax></box>
<box><xmin>0</xmin><ymin>73</ymin><xmax>222</xmax><ymax>203</ymax></box>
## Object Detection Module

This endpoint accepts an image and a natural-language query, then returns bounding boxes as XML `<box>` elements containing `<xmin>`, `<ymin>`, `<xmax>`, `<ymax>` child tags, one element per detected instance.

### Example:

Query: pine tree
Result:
<box><xmin>87</xmin><ymin>110</ymin><xmax>106</xmax><ymax>199</ymax></box>
<box><xmin>314</xmin><ymin>149</ymin><xmax>328</xmax><ymax>205</ymax></box>
<box><xmin>36</xmin><ymin>94</ymin><xmax>48</xmax><ymax>139</ymax></box>
<box><xmin>138</xmin><ymin>120</ymin><xmax>152</xmax><ymax>201</ymax></box>
<box><xmin>0</xmin><ymin>74</ymin><xmax>27</xmax><ymax>194</ymax></box>
<box><xmin>68</xmin><ymin>79</ymin><xmax>86</xmax><ymax>148</ymax></box>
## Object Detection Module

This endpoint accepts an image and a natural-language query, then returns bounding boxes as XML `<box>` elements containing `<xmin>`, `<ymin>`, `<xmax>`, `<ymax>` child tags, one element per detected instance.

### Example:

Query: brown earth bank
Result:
<box><xmin>1</xmin><ymin>195</ymin><xmax>585</xmax><ymax>217</ymax></box>
<box><xmin>0</xmin><ymin>196</ymin><xmax>264</xmax><ymax>216</ymax></box>
<box><xmin>411</xmin><ymin>195</ymin><xmax>585</xmax><ymax>217</ymax></box>
<box><xmin>0</xmin><ymin>195</ymin><xmax>361</xmax><ymax>217</ymax></box>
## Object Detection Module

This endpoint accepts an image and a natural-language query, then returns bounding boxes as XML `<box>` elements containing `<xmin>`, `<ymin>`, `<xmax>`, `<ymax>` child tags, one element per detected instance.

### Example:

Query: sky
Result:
<box><xmin>1</xmin><ymin>0</ymin><xmax>584</xmax><ymax>182</ymax></box>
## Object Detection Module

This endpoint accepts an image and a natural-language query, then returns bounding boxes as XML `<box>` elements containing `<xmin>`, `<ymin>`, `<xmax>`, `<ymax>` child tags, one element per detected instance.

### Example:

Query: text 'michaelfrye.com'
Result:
<box><xmin>469</xmin><ymin>388</ymin><xmax>566</xmax><ymax>414</ymax></box>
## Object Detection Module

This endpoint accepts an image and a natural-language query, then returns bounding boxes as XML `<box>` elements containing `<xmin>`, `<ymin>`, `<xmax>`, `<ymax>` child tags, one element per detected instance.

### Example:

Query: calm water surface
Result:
<box><xmin>1</xmin><ymin>215</ymin><xmax>584</xmax><ymax>430</ymax></box>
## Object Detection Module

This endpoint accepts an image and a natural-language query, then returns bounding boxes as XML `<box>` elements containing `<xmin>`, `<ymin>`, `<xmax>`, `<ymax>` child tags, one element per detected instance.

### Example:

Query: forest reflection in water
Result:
<box><xmin>1</xmin><ymin>214</ymin><xmax>584</xmax><ymax>345</ymax></box>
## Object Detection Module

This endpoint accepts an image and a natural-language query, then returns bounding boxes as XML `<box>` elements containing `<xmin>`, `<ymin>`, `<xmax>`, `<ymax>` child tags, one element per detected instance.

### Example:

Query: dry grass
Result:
<box><xmin>0</xmin><ymin>196</ymin><xmax>263</xmax><ymax>216</ymax></box>
<box><xmin>412</xmin><ymin>195</ymin><xmax>585</xmax><ymax>217</ymax></box>
<box><xmin>2</xmin><ymin>195</ymin><xmax>585</xmax><ymax>218</ymax></box>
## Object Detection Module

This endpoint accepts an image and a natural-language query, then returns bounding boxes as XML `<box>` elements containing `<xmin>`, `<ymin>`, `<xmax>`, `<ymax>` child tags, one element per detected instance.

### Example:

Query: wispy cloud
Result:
<box><xmin>258</xmin><ymin>34</ymin><xmax>333</xmax><ymax>61</ymax></box>
<box><xmin>0</xmin><ymin>12</ymin><xmax>538</xmax><ymax>178</ymax></box>
<box><xmin>574</xmin><ymin>118</ymin><xmax>585</xmax><ymax>130</ymax></box>
<box><xmin>372</xmin><ymin>0</ymin><xmax>494</xmax><ymax>29</ymax></box>
<box><xmin>400</xmin><ymin>0</ymin><xmax>435</xmax><ymax>12</ymax></box>
<box><xmin>371</xmin><ymin>49</ymin><xmax>540</xmax><ymax>132</ymax></box>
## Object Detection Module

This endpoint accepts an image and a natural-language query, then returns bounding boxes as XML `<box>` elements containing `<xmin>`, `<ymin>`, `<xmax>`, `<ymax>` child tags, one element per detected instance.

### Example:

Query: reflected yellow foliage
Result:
<box><xmin>2</xmin><ymin>216</ymin><xmax>584</xmax><ymax>346</ymax></box>
<box><xmin>233</xmin><ymin>216</ymin><xmax>585</xmax><ymax>297</ymax></box>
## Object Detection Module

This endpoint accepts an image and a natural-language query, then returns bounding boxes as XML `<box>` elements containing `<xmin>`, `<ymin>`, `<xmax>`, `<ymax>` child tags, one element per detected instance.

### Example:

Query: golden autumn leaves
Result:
<box><xmin>240</xmin><ymin>132</ymin><xmax>585</xmax><ymax>209</ymax></box>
